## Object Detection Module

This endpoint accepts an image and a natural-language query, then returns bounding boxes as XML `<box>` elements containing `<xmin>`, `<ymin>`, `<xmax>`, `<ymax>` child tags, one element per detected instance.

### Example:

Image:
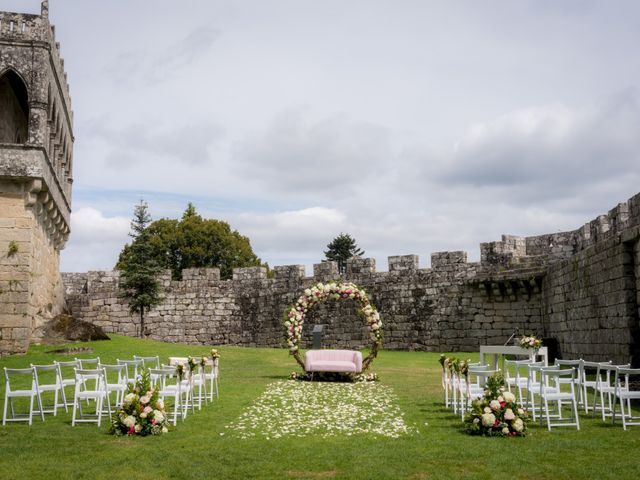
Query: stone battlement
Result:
<box><xmin>61</xmin><ymin>192</ymin><xmax>640</xmax><ymax>365</ymax></box>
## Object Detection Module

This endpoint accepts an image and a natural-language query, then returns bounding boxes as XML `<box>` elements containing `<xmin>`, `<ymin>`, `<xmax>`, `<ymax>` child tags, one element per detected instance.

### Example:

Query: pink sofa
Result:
<box><xmin>304</xmin><ymin>349</ymin><xmax>363</xmax><ymax>373</ymax></box>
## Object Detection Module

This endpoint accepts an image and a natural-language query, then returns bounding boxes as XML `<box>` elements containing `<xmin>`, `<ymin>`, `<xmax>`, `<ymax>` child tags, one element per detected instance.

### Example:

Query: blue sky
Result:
<box><xmin>3</xmin><ymin>0</ymin><xmax>640</xmax><ymax>273</ymax></box>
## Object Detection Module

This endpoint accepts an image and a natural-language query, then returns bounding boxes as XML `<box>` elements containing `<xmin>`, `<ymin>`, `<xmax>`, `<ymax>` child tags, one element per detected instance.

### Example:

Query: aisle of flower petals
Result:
<box><xmin>224</xmin><ymin>380</ymin><xmax>416</xmax><ymax>439</ymax></box>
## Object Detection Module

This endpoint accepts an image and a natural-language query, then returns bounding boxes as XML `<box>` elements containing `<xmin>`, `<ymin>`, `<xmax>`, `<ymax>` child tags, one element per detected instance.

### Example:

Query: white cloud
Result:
<box><xmin>233</xmin><ymin>110</ymin><xmax>393</xmax><ymax>194</ymax></box>
<box><xmin>436</xmin><ymin>90</ymin><xmax>640</xmax><ymax>191</ymax></box>
<box><xmin>61</xmin><ymin>208</ymin><xmax>130</xmax><ymax>272</ymax></box>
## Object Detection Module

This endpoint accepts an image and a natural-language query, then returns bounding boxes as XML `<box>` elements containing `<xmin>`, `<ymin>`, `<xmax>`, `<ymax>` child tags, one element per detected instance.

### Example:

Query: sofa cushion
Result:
<box><xmin>306</xmin><ymin>360</ymin><xmax>359</xmax><ymax>373</ymax></box>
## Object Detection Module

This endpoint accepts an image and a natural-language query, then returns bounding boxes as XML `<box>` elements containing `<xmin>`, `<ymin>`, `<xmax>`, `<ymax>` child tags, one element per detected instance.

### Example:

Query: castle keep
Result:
<box><xmin>0</xmin><ymin>1</ymin><xmax>73</xmax><ymax>354</ymax></box>
<box><xmin>64</xmin><ymin>193</ymin><xmax>640</xmax><ymax>366</ymax></box>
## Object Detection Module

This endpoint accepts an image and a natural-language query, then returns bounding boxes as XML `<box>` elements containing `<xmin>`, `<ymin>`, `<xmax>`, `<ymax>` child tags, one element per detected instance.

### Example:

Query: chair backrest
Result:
<box><xmin>99</xmin><ymin>364</ymin><xmax>128</xmax><ymax>385</ymax></box>
<box><xmin>31</xmin><ymin>363</ymin><xmax>62</xmax><ymax>388</ymax></box>
<box><xmin>504</xmin><ymin>359</ymin><xmax>532</xmax><ymax>379</ymax></box>
<box><xmin>134</xmin><ymin>355</ymin><xmax>160</xmax><ymax>369</ymax></box>
<box><xmin>117</xmin><ymin>359</ymin><xmax>143</xmax><ymax>380</ymax></box>
<box><xmin>76</xmin><ymin>357</ymin><xmax>101</xmax><ymax>369</ymax></box>
<box><xmin>148</xmin><ymin>367</ymin><xmax>179</xmax><ymax>391</ymax></box>
<box><xmin>596</xmin><ymin>363</ymin><xmax>630</xmax><ymax>387</ymax></box>
<box><xmin>74</xmin><ymin>368</ymin><xmax>107</xmax><ymax>390</ymax></box>
<box><xmin>614</xmin><ymin>367</ymin><xmax>640</xmax><ymax>391</ymax></box>
<box><xmin>168</xmin><ymin>357</ymin><xmax>189</xmax><ymax>366</ymax></box>
<box><xmin>4</xmin><ymin>367</ymin><xmax>36</xmax><ymax>393</ymax></box>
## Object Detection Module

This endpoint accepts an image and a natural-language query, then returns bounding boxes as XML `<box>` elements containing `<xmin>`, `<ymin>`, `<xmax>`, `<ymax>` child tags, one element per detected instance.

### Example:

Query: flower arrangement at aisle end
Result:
<box><xmin>519</xmin><ymin>334</ymin><xmax>543</xmax><ymax>350</ymax></box>
<box><xmin>210</xmin><ymin>348</ymin><xmax>220</xmax><ymax>360</ymax></box>
<box><xmin>463</xmin><ymin>374</ymin><xmax>530</xmax><ymax>437</ymax></box>
<box><xmin>110</xmin><ymin>371</ymin><xmax>170</xmax><ymax>436</ymax></box>
<box><xmin>283</xmin><ymin>281</ymin><xmax>383</xmax><ymax>372</ymax></box>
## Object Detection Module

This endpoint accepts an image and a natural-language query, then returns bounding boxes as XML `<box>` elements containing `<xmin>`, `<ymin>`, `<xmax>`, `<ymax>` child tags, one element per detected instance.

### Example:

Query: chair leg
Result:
<box><xmin>28</xmin><ymin>395</ymin><xmax>34</xmax><ymax>426</ymax></box>
<box><xmin>35</xmin><ymin>390</ymin><xmax>45</xmax><ymax>422</ymax></box>
<box><xmin>620</xmin><ymin>397</ymin><xmax>627</xmax><ymax>431</ymax></box>
<box><xmin>573</xmin><ymin>398</ymin><xmax>580</xmax><ymax>431</ymax></box>
<box><xmin>2</xmin><ymin>392</ymin><xmax>9</xmax><ymax>426</ymax></box>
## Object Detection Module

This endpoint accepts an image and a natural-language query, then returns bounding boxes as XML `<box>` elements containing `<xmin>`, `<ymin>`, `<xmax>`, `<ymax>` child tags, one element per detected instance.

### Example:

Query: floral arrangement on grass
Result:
<box><xmin>519</xmin><ymin>335</ymin><xmax>543</xmax><ymax>350</ymax></box>
<box><xmin>110</xmin><ymin>371</ymin><xmax>170</xmax><ymax>436</ymax></box>
<box><xmin>464</xmin><ymin>374</ymin><xmax>529</xmax><ymax>437</ymax></box>
<box><xmin>211</xmin><ymin>348</ymin><xmax>220</xmax><ymax>360</ymax></box>
<box><xmin>284</xmin><ymin>281</ymin><xmax>382</xmax><ymax>372</ymax></box>
<box><xmin>289</xmin><ymin>371</ymin><xmax>378</xmax><ymax>383</ymax></box>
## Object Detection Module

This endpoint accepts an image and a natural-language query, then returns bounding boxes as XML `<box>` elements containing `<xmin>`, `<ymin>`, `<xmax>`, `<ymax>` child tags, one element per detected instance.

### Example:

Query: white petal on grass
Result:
<box><xmin>225</xmin><ymin>381</ymin><xmax>416</xmax><ymax>439</ymax></box>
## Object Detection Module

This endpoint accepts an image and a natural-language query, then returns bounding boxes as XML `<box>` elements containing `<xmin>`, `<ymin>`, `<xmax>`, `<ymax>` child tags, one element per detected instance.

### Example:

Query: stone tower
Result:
<box><xmin>0</xmin><ymin>1</ymin><xmax>73</xmax><ymax>355</ymax></box>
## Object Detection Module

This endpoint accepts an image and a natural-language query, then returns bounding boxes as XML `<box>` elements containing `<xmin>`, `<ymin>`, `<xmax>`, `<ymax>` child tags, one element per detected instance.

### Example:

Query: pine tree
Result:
<box><xmin>324</xmin><ymin>233</ymin><xmax>364</xmax><ymax>274</ymax></box>
<box><xmin>118</xmin><ymin>200</ymin><xmax>163</xmax><ymax>337</ymax></box>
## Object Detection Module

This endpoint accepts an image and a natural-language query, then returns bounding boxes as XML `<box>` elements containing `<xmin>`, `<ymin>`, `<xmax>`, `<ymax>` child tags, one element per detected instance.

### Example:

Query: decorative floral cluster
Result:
<box><xmin>519</xmin><ymin>335</ymin><xmax>543</xmax><ymax>350</ymax></box>
<box><xmin>464</xmin><ymin>374</ymin><xmax>529</xmax><ymax>437</ymax></box>
<box><xmin>187</xmin><ymin>356</ymin><xmax>198</xmax><ymax>373</ymax></box>
<box><xmin>211</xmin><ymin>348</ymin><xmax>220</xmax><ymax>359</ymax></box>
<box><xmin>110</xmin><ymin>371</ymin><xmax>170</xmax><ymax>436</ymax></box>
<box><xmin>439</xmin><ymin>354</ymin><xmax>471</xmax><ymax>377</ymax></box>
<box><xmin>288</xmin><ymin>371</ymin><xmax>378</xmax><ymax>383</ymax></box>
<box><xmin>284</xmin><ymin>282</ymin><xmax>382</xmax><ymax>354</ymax></box>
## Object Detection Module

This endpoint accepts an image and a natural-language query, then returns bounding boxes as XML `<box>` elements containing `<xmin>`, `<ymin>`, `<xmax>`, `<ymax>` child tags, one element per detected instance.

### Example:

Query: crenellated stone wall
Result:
<box><xmin>63</xmin><ymin>192</ymin><xmax>640</xmax><ymax>365</ymax></box>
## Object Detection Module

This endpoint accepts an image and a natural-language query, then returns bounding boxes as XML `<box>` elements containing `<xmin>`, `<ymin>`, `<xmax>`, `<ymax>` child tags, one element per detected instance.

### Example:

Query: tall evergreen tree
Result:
<box><xmin>116</xmin><ymin>203</ymin><xmax>264</xmax><ymax>280</ymax></box>
<box><xmin>118</xmin><ymin>200</ymin><xmax>163</xmax><ymax>337</ymax></box>
<box><xmin>324</xmin><ymin>233</ymin><xmax>364</xmax><ymax>274</ymax></box>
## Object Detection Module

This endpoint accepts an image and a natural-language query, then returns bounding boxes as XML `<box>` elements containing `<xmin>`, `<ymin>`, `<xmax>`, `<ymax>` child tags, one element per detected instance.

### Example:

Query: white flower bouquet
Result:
<box><xmin>110</xmin><ymin>371</ymin><xmax>170</xmax><ymax>436</ymax></box>
<box><xmin>519</xmin><ymin>335</ymin><xmax>543</xmax><ymax>350</ymax></box>
<box><xmin>463</xmin><ymin>374</ymin><xmax>530</xmax><ymax>437</ymax></box>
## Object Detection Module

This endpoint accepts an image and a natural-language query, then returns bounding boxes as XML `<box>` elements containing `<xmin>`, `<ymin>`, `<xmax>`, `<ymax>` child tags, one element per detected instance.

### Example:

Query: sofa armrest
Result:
<box><xmin>353</xmin><ymin>351</ymin><xmax>363</xmax><ymax>373</ymax></box>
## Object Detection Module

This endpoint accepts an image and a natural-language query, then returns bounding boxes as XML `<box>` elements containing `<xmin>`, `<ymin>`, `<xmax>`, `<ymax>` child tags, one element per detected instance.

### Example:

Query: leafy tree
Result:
<box><xmin>118</xmin><ymin>200</ymin><xmax>163</xmax><ymax>338</ymax></box>
<box><xmin>117</xmin><ymin>203</ymin><xmax>264</xmax><ymax>281</ymax></box>
<box><xmin>324</xmin><ymin>233</ymin><xmax>364</xmax><ymax>274</ymax></box>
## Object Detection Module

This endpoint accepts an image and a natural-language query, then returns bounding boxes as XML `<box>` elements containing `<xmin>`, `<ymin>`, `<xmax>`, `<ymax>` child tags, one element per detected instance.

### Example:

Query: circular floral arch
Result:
<box><xmin>284</xmin><ymin>282</ymin><xmax>383</xmax><ymax>372</ymax></box>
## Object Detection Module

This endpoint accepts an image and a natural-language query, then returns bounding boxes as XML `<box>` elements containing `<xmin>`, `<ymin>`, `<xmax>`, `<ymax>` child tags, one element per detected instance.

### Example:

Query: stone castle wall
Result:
<box><xmin>63</xmin><ymin>193</ymin><xmax>640</xmax><ymax>365</ymax></box>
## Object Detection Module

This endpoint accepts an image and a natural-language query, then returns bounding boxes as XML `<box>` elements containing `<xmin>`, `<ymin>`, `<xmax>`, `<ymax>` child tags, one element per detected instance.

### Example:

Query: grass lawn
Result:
<box><xmin>1</xmin><ymin>335</ymin><xmax>639</xmax><ymax>480</ymax></box>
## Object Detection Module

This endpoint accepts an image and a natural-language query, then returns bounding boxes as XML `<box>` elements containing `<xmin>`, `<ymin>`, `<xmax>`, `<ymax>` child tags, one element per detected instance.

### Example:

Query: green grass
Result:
<box><xmin>0</xmin><ymin>335</ymin><xmax>639</xmax><ymax>480</ymax></box>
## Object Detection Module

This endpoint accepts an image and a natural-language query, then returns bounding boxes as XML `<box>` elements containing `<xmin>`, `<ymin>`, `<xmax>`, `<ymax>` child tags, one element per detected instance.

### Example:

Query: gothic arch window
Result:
<box><xmin>0</xmin><ymin>69</ymin><xmax>29</xmax><ymax>144</ymax></box>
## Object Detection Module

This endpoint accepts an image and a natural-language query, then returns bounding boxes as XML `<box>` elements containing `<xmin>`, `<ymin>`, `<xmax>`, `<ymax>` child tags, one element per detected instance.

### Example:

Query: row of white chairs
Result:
<box><xmin>2</xmin><ymin>355</ymin><xmax>220</xmax><ymax>428</ymax></box>
<box><xmin>442</xmin><ymin>357</ymin><xmax>640</xmax><ymax>431</ymax></box>
<box><xmin>504</xmin><ymin>358</ymin><xmax>640</xmax><ymax>430</ymax></box>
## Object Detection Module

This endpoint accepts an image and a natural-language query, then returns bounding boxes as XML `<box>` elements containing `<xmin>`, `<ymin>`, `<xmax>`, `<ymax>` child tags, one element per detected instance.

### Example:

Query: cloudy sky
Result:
<box><xmin>4</xmin><ymin>0</ymin><xmax>640</xmax><ymax>273</ymax></box>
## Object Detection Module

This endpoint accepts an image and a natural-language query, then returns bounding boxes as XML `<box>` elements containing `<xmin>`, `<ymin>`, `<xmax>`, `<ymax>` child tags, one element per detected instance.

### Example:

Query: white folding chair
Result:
<box><xmin>71</xmin><ymin>368</ymin><xmax>110</xmax><ymax>427</ymax></box>
<box><xmin>168</xmin><ymin>358</ymin><xmax>195</xmax><ymax>415</ymax></box>
<box><xmin>31</xmin><ymin>363</ymin><xmax>65</xmax><ymax>417</ymax></box>
<box><xmin>203</xmin><ymin>357</ymin><xmax>219</xmax><ymax>402</ymax></box>
<box><xmin>54</xmin><ymin>360</ymin><xmax>79</xmax><ymax>411</ymax></box>
<box><xmin>580</xmin><ymin>360</ymin><xmax>611</xmax><ymax>413</ymax></box>
<box><xmin>150</xmin><ymin>367</ymin><xmax>187</xmax><ymax>426</ymax></box>
<box><xmin>504</xmin><ymin>359</ymin><xmax>532</xmax><ymax>404</ymax></box>
<box><xmin>441</xmin><ymin>361</ymin><xmax>453</xmax><ymax>409</ymax></box>
<box><xmin>134</xmin><ymin>355</ymin><xmax>160</xmax><ymax>369</ymax></box>
<box><xmin>99</xmin><ymin>363</ymin><xmax>129</xmax><ymax>411</ymax></box>
<box><xmin>3</xmin><ymin>367</ymin><xmax>44</xmax><ymax>425</ymax></box>
<box><xmin>613</xmin><ymin>367</ymin><xmax>640</xmax><ymax>430</ymax></box>
<box><xmin>117</xmin><ymin>359</ymin><xmax>143</xmax><ymax>383</ymax></box>
<box><xmin>190</xmin><ymin>364</ymin><xmax>207</xmax><ymax>410</ymax></box>
<box><xmin>593</xmin><ymin>362</ymin><xmax>630</xmax><ymax>421</ymax></box>
<box><xmin>554</xmin><ymin>359</ymin><xmax>583</xmax><ymax>408</ymax></box>
<box><xmin>539</xmin><ymin>367</ymin><xmax>580</xmax><ymax>431</ymax></box>
<box><xmin>525</xmin><ymin>362</ymin><xmax>547</xmax><ymax>420</ymax></box>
